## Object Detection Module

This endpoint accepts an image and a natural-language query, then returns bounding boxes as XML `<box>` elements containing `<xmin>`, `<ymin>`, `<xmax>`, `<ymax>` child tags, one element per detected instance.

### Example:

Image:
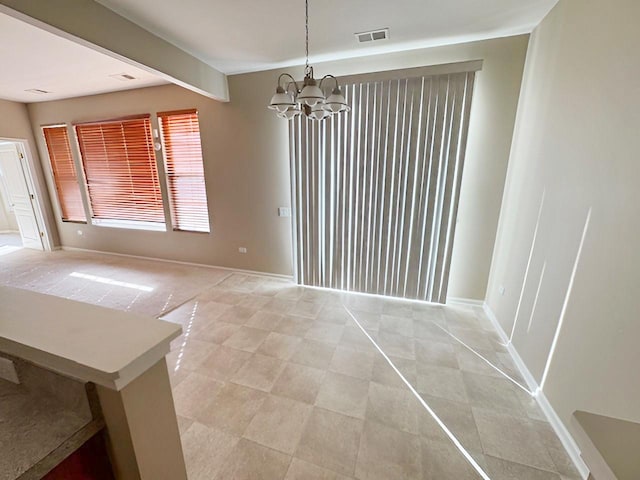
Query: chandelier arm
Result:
<box><xmin>278</xmin><ymin>73</ymin><xmax>301</xmax><ymax>94</ymax></box>
<box><xmin>318</xmin><ymin>74</ymin><xmax>340</xmax><ymax>92</ymax></box>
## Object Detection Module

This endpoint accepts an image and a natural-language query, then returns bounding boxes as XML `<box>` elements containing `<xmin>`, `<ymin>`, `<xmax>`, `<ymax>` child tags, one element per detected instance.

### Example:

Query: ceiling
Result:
<box><xmin>96</xmin><ymin>0</ymin><xmax>558</xmax><ymax>74</ymax></box>
<box><xmin>0</xmin><ymin>1</ymin><xmax>557</xmax><ymax>103</ymax></box>
<box><xmin>0</xmin><ymin>13</ymin><xmax>166</xmax><ymax>103</ymax></box>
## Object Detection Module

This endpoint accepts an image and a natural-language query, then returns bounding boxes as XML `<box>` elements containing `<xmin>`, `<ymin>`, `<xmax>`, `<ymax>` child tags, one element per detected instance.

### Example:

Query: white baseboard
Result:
<box><xmin>59</xmin><ymin>246</ymin><xmax>294</xmax><ymax>281</ymax></box>
<box><xmin>446</xmin><ymin>297</ymin><xmax>484</xmax><ymax>307</ymax></box>
<box><xmin>482</xmin><ymin>302</ymin><xmax>590</xmax><ymax>480</ymax></box>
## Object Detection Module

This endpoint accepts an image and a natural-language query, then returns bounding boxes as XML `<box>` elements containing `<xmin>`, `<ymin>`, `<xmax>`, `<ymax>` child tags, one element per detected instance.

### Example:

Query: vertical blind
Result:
<box><xmin>75</xmin><ymin>116</ymin><xmax>165</xmax><ymax>224</ymax></box>
<box><xmin>159</xmin><ymin>110</ymin><xmax>210</xmax><ymax>232</ymax></box>
<box><xmin>42</xmin><ymin>126</ymin><xmax>86</xmax><ymax>222</ymax></box>
<box><xmin>290</xmin><ymin>69</ymin><xmax>476</xmax><ymax>303</ymax></box>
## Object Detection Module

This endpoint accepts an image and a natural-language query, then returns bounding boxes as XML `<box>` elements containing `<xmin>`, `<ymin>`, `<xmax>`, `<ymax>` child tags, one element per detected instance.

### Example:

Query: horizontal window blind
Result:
<box><xmin>159</xmin><ymin>109</ymin><xmax>210</xmax><ymax>233</ymax></box>
<box><xmin>75</xmin><ymin>116</ymin><xmax>165</xmax><ymax>224</ymax></box>
<box><xmin>290</xmin><ymin>70</ymin><xmax>476</xmax><ymax>303</ymax></box>
<box><xmin>43</xmin><ymin>126</ymin><xmax>86</xmax><ymax>222</ymax></box>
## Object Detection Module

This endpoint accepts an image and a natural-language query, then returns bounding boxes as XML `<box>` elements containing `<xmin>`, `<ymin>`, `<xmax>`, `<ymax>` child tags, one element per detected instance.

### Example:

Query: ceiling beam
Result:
<box><xmin>0</xmin><ymin>0</ymin><xmax>229</xmax><ymax>101</ymax></box>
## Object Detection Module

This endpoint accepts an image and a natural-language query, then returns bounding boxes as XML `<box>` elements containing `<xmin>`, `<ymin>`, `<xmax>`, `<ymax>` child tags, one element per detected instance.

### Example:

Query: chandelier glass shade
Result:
<box><xmin>268</xmin><ymin>0</ymin><xmax>350</xmax><ymax>121</ymax></box>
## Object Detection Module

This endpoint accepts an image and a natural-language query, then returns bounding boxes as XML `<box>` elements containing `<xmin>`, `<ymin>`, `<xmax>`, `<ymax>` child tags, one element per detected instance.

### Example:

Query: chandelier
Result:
<box><xmin>268</xmin><ymin>0</ymin><xmax>350</xmax><ymax>120</ymax></box>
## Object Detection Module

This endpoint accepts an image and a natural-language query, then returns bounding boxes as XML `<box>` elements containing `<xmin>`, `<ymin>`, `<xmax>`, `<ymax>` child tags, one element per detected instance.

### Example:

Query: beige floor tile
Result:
<box><xmin>246</xmin><ymin>310</ymin><xmax>286</xmax><ymax>331</ymax></box>
<box><xmin>172</xmin><ymin>372</ymin><xmax>223</xmax><ymax>419</ymax></box>
<box><xmin>350</xmin><ymin>310</ymin><xmax>381</xmax><ymax>331</ymax></box>
<box><xmin>274</xmin><ymin>315</ymin><xmax>314</xmax><ymax>337</ymax></box>
<box><xmin>258</xmin><ymin>332</ymin><xmax>303</xmax><ymax>360</ymax></box>
<box><xmin>415</xmin><ymin>338</ymin><xmax>459</xmax><ymax>370</ymax></box>
<box><xmin>328</xmin><ymin>347</ymin><xmax>374</xmax><ymax>380</ymax></box>
<box><xmin>275</xmin><ymin>286</ymin><xmax>306</xmax><ymax>301</ymax></box>
<box><xmin>215</xmin><ymin>439</ymin><xmax>291</xmax><ymax>480</ymax></box>
<box><xmin>271</xmin><ymin>363</ymin><xmax>326</xmax><ymax>404</ymax></box>
<box><xmin>295</xmin><ymin>408</ymin><xmax>364</xmax><ymax>477</ymax></box>
<box><xmin>376</xmin><ymin>331</ymin><xmax>416</xmax><ymax>360</ymax></box>
<box><xmin>168</xmin><ymin>365</ymin><xmax>190</xmax><ymax>388</ymax></box>
<box><xmin>473</xmin><ymin>408</ymin><xmax>556</xmax><ymax>472</ymax></box>
<box><xmin>198</xmin><ymin>288</ymin><xmax>245</xmax><ymax>305</ymax></box>
<box><xmin>222</xmin><ymin>326</ymin><xmax>270</xmax><ymax>352</ymax></box>
<box><xmin>448</xmin><ymin>325</ymin><xmax>496</xmax><ymax>351</ymax></box>
<box><xmin>243</xmin><ymin>394</ymin><xmax>313</xmax><ymax>454</ymax></box>
<box><xmin>455</xmin><ymin>345</ymin><xmax>505</xmax><ymax>378</ymax></box>
<box><xmin>338</xmin><ymin>325</ymin><xmax>377</xmax><ymax>354</ymax></box>
<box><xmin>413</xmin><ymin>319</ymin><xmax>456</xmax><ymax>344</ymax></box>
<box><xmin>420</xmin><ymin>437</ymin><xmax>484</xmax><ymax>479</ymax></box>
<box><xmin>382</xmin><ymin>301</ymin><xmax>414</xmax><ymax>317</ymax></box>
<box><xmin>290</xmin><ymin>339</ymin><xmax>336</xmax><ymax>369</ymax></box>
<box><xmin>371</xmin><ymin>355</ymin><xmax>416</xmax><ymax>388</ymax></box>
<box><xmin>176</xmin><ymin>415</ymin><xmax>194</xmax><ymax>436</ymax></box>
<box><xmin>196</xmin><ymin>382</ymin><xmax>266</xmax><ymax>435</ymax></box>
<box><xmin>263</xmin><ymin>297</ymin><xmax>296</xmax><ymax>314</ymax></box>
<box><xmin>285</xmin><ymin>458</ymin><xmax>351</xmax><ymax>480</ymax></box>
<box><xmin>216</xmin><ymin>304</ymin><xmax>259</xmax><ymax>324</ymax></box>
<box><xmin>365</xmin><ymin>382</ymin><xmax>419</xmax><ymax>434</ymax></box>
<box><xmin>315</xmin><ymin>372</ymin><xmax>369</xmax><ymax>419</ymax></box>
<box><xmin>531</xmin><ymin>420</ymin><xmax>581</xmax><ymax>478</ymax></box>
<box><xmin>230</xmin><ymin>353</ymin><xmax>285</xmax><ymax>391</ymax></box>
<box><xmin>305</xmin><ymin>321</ymin><xmax>345</xmax><ymax>344</ymax></box>
<box><xmin>316</xmin><ymin>305</ymin><xmax>351</xmax><ymax>325</ymax></box>
<box><xmin>419</xmin><ymin>394</ymin><xmax>483</xmax><ymax>452</ymax></box>
<box><xmin>417</xmin><ymin>365</ymin><xmax>469</xmax><ymax>403</ymax></box>
<box><xmin>462</xmin><ymin>372</ymin><xmax>529</xmax><ymax>417</ymax></box>
<box><xmin>355</xmin><ymin>420</ymin><xmax>421</xmax><ymax>480</ymax></box>
<box><xmin>238</xmin><ymin>295</ymin><xmax>272</xmax><ymax>310</ymax></box>
<box><xmin>196</xmin><ymin>345</ymin><xmax>252</xmax><ymax>381</ymax></box>
<box><xmin>485</xmin><ymin>455</ymin><xmax>562</xmax><ymax>480</ymax></box>
<box><xmin>379</xmin><ymin>314</ymin><xmax>415</xmax><ymax>337</ymax></box>
<box><xmin>191</xmin><ymin>320</ymin><xmax>239</xmax><ymax>344</ymax></box>
<box><xmin>290</xmin><ymin>300</ymin><xmax>323</xmax><ymax>318</ymax></box>
<box><xmin>181</xmin><ymin>422</ymin><xmax>239</xmax><ymax>480</ymax></box>
<box><xmin>168</xmin><ymin>339</ymin><xmax>217</xmax><ymax>371</ymax></box>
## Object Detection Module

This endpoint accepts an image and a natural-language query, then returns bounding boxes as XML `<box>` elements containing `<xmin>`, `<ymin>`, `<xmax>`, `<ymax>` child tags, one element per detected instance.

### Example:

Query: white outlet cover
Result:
<box><xmin>499</xmin><ymin>285</ymin><xmax>505</xmax><ymax>295</ymax></box>
<box><xmin>278</xmin><ymin>207</ymin><xmax>291</xmax><ymax>217</ymax></box>
<box><xmin>238</xmin><ymin>247</ymin><xmax>247</xmax><ymax>253</ymax></box>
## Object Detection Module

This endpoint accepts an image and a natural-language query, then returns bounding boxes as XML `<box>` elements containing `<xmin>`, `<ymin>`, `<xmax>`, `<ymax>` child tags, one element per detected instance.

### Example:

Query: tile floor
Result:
<box><xmin>0</xmin><ymin>249</ymin><xmax>582</xmax><ymax>480</ymax></box>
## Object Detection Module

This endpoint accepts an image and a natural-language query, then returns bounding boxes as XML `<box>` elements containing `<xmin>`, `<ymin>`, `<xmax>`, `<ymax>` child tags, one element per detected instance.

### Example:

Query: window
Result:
<box><xmin>75</xmin><ymin>116</ymin><xmax>166</xmax><ymax>229</ymax></box>
<box><xmin>42</xmin><ymin>125</ymin><xmax>86</xmax><ymax>222</ymax></box>
<box><xmin>158</xmin><ymin>109</ymin><xmax>210</xmax><ymax>233</ymax></box>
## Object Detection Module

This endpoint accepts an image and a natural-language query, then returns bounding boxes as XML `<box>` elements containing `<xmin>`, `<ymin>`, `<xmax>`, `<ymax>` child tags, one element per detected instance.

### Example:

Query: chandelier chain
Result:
<box><xmin>305</xmin><ymin>0</ymin><xmax>309</xmax><ymax>73</ymax></box>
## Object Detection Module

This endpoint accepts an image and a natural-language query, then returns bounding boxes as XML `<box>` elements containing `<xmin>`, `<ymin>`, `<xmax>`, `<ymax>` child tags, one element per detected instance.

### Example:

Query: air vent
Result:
<box><xmin>25</xmin><ymin>88</ymin><xmax>50</xmax><ymax>94</ymax></box>
<box><xmin>109</xmin><ymin>73</ymin><xmax>137</xmax><ymax>81</ymax></box>
<box><xmin>355</xmin><ymin>28</ymin><xmax>389</xmax><ymax>43</ymax></box>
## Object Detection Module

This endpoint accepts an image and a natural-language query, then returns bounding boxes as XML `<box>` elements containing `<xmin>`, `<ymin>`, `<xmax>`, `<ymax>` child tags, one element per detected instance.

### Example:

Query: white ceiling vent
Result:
<box><xmin>24</xmin><ymin>88</ymin><xmax>50</xmax><ymax>94</ymax></box>
<box><xmin>109</xmin><ymin>73</ymin><xmax>137</xmax><ymax>81</ymax></box>
<box><xmin>355</xmin><ymin>28</ymin><xmax>389</xmax><ymax>43</ymax></box>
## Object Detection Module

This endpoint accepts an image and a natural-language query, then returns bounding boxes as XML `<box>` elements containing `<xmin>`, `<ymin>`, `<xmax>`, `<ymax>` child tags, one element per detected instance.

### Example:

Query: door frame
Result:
<box><xmin>0</xmin><ymin>137</ymin><xmax>53</xmax><ymax>251</ymax></box>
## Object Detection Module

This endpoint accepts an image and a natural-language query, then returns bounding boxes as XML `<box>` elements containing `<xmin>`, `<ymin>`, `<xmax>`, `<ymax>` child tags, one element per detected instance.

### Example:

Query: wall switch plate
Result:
<box><xmin>0</xmin><ymin>357</ymin><xmax>19</xmax><ymax>384</ymax></box>
<box><xmin>238</xmin><ymin>247</ymin><xmax>247</xmax><ymax>253</ymax></box>
<box><xmin>278</xmin><ymin>207</ymin><xmax>291</xmax><ymax>217</ymax></box>
<box><xmin>499</xmin><ymin>285</ymin><xmax>505</xmax><ymax>295</ymax></box>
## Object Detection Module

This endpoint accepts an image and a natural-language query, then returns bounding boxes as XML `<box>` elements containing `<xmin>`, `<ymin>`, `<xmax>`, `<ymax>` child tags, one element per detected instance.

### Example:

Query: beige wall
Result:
<box><xmin>27</xmin><ymin>35</ymin><xmax>528</xmax><ymax>294</ymax></box>
<box><xmin>0</xmin><ymin>98</ymin><xmax>58</xmax><ymax>245</ymax></box>
<box><xmin>486</xmin><ymin>0</ymin><xmax>640</xmax><ymax>434</ymax></box>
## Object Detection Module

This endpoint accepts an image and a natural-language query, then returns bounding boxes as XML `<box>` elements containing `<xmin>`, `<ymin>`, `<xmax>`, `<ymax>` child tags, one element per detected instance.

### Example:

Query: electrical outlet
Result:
<box><xmin>238</xmin><ymin>247</ymin><xmax>247</xmax><ymax>254</ymax></box>
<box><xmin>278</xmin><ymin>207</ymin><xmax>291</xmax><ymax>217</ymax></box>
<box><xmin>77</xmin><ymin>229</ymin><xmax>83</xmax><ymax>236</ymax></box>
<box><xmin>499</xmin><ymin>285</ymin><xmax>505</xmax><ymax>296</ymax></box>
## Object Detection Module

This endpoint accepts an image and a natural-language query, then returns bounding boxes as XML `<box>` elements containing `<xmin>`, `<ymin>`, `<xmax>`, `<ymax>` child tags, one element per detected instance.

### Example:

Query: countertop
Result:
<box><xmin>0</xmin><ymin>286</ymin><xmax>182</xmax><ymax>390</ymax></box>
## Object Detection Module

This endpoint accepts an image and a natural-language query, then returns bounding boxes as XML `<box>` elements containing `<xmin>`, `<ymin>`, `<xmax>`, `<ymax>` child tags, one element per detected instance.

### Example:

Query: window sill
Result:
<box><xmin>91</xmin><ymin>219</ymin><xmax>167</xmax><ymax>232</ymax></box>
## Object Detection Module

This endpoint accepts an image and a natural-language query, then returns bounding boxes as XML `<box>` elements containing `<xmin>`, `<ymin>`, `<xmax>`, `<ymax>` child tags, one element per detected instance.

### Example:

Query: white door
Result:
<box><xmin>0</xmin><ymin>144</ymin><xmax>43</xmax><ymax>250</ymax></box>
